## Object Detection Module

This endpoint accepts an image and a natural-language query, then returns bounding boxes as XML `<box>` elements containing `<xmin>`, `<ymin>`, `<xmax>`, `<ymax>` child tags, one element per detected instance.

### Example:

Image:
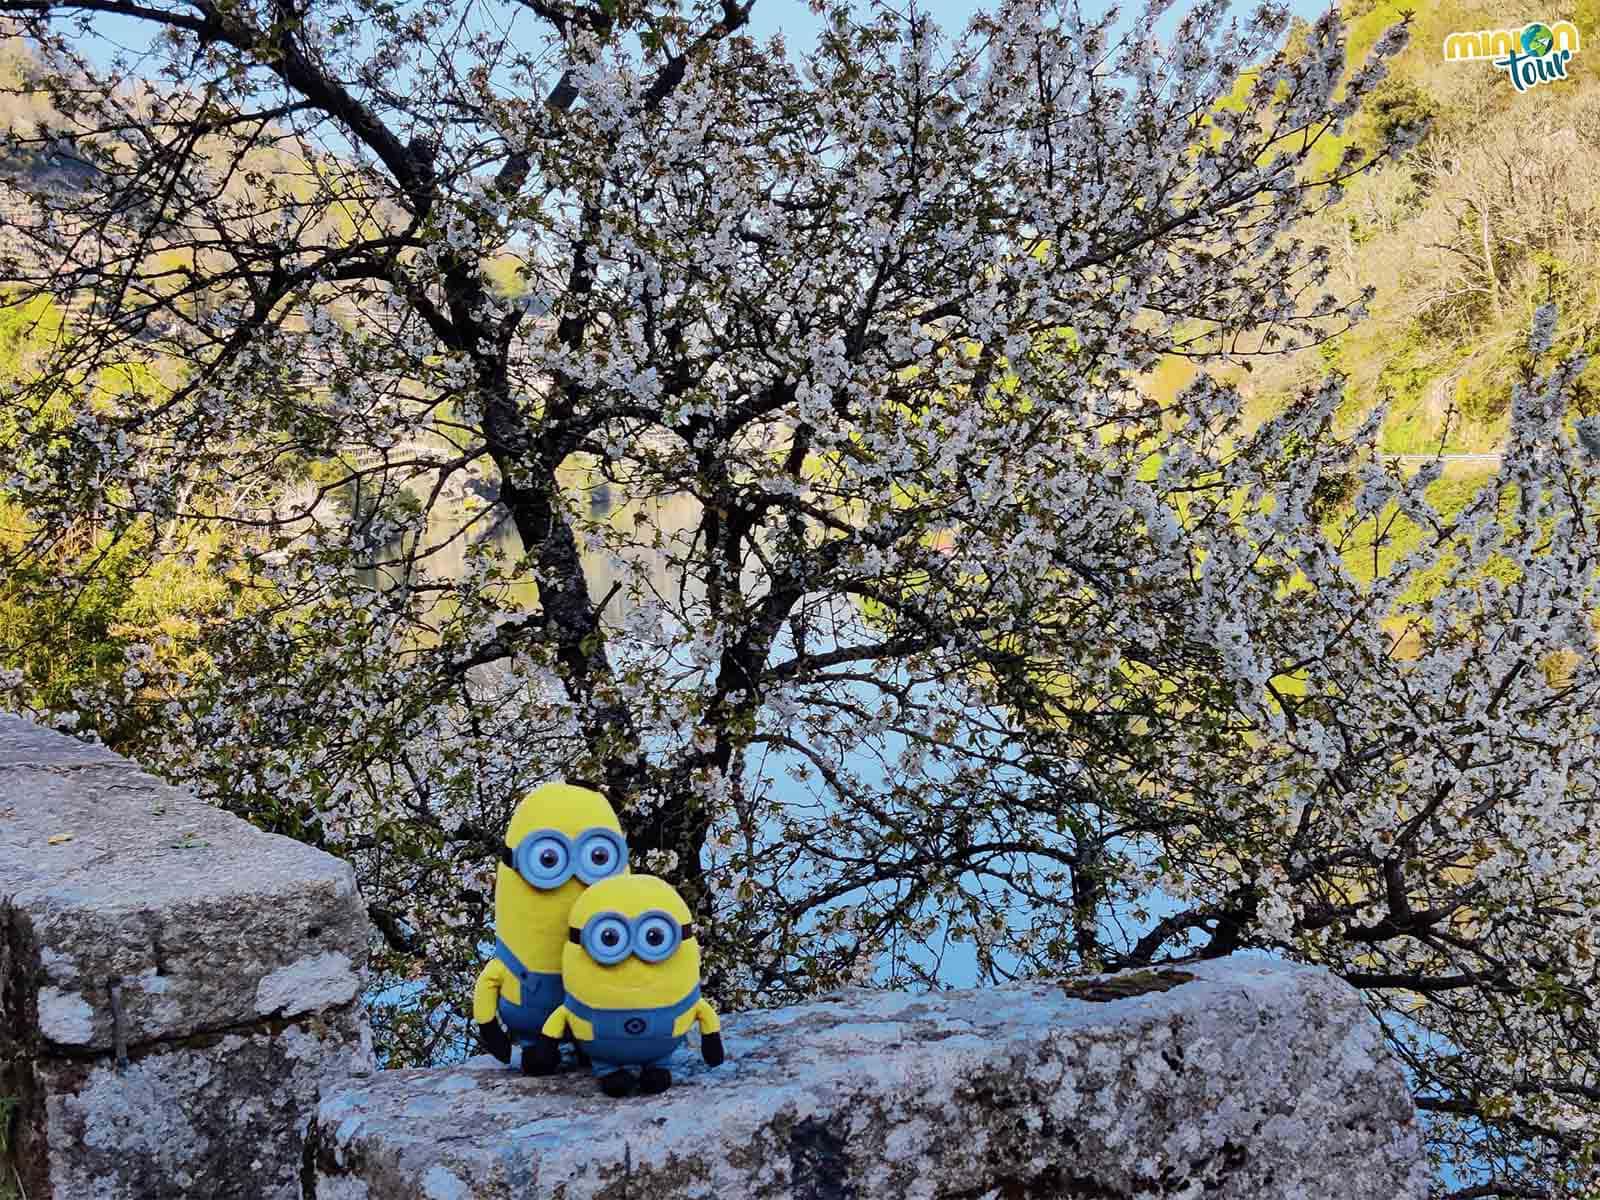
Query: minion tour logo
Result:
<box><xmin>1443</xmin><ymin>21</ymin><xmax>1580</xmax><ymax>92</ymax></box>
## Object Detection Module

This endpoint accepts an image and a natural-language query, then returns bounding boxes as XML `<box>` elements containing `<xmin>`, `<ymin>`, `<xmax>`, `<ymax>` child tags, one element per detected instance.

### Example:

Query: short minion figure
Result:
<box><xmin>528</xmin><ymin>873</ymin><xmax>724</xmax><ymax>1096</ymax></box>
<box><xmin>472</xmin><ymin>783</ymin><xmax>628</xmax><ymax>1074</ymax></box>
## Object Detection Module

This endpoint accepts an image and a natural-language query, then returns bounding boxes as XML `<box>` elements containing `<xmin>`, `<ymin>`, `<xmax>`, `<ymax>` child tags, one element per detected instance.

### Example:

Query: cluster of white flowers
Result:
<box><xmin>1529</xmin><ymin>301</ymin><xmax>1560</xmax><ymax>357</ymax></box>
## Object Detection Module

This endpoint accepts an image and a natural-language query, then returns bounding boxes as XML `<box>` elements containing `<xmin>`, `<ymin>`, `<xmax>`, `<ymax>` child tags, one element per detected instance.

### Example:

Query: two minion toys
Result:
<box><xmin>472</xmin><ymin>783</ymin><xmax>725</xmax><ymax>1096</ymax></box>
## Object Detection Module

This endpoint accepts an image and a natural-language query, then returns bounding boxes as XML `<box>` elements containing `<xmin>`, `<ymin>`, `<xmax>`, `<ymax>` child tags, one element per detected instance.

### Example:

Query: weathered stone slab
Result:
<box><xmin>21</xmin><ymin>1005</ymin><xmax>373</xmax><ymax>1200</ymax></box>
<box><xmin>0</xmin><ymin>716</ymin><xmax>376</xmax><ymax>1200</ymax></box>
<box><xmin>0</xmin><ymin>716</ymin><xmax>124</xmax><ymax>769</ymax></box>
<box><xmin>310</xmin><ymin>957</ymin><xmax>1428</xmax><ymax>1200</ymax></box>
<box><xmin>0</xmin><ymin>715</ymin><xmax>369</xmax><ymax>1050</ymax></box>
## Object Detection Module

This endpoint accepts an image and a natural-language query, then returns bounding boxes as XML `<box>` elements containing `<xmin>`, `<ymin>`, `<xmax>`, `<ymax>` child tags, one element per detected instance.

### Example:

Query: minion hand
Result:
<box><xmin>701</xmin><ymin>1032</ymin><xmax>725</xmax><ymax>1067</ymax></box>
<box><xmin>522</xmin><ymin>1033</ymin><xmax>561</xmax><ymax>1076</ymax></box>
<box><xmin>478</xmin><ymin>1020</ymin><xmax>511</xmax><ymax>1064</ymax></box>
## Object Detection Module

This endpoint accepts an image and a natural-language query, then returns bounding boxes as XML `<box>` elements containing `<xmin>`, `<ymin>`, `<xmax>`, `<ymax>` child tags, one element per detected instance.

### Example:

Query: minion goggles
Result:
<box><xmin>571</xmin><ymin>910</ymin><xmax>697</xmax><ymax>965</ymax></box>
<box><xmin>500</xmin><ymin>827</ymin><xmax>627</xmax><ymax>890</ymax></box>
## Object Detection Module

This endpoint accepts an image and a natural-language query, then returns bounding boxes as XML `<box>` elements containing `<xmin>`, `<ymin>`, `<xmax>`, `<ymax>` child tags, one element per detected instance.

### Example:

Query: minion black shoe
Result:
<box><xmin>638</xmin><ymin>1066</ymin><xmax>672</xmax><ymax>1095</ymax></box>
<box><xmin>521</xmin><ymin>1034</ymin><xmax>560</xmax><ymax>1077</ymax></box>
<box><xmin>599</xmin><ymin>1070</ymin><xmax>636</xmax><ymax>1098</ymax></box>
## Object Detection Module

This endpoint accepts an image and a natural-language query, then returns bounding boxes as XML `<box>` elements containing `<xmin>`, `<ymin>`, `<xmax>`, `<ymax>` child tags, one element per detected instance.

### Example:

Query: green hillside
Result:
<box><xmin>1239</xmin><ymin>0</ymin><xmax>1600</xmax><ymax>455</ymax></box>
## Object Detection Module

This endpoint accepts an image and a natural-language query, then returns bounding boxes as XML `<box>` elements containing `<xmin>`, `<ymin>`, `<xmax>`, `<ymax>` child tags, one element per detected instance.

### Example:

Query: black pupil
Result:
<box><xmin>601</xmin><ymin>929</ymin><xmax>620</xmax><ymax>946</ymax></box>
<box><xmin>540</xmin><ymin>850</ymin><xmax>558</xmax><ymax>868</ymax></box>
<box><xmin>646</xmin><ymin>928</ymin><xmax>664</xmax><ymax>945</ymax></box>
<box><xmin>592</xmin><ymin>848</ymin><xmax>608</xmax><ymax>863</ymax></box>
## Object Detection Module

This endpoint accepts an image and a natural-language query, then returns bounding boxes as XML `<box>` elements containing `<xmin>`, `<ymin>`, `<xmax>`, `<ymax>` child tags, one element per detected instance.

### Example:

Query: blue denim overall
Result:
<box><xmin>565</xmin><ymin>985</ymin><xmax>701</xmax><ymax>1075</ymax></box>
<box><xmin>493</xmin><ymin>938</ymin><xmax>565</xmax><ymax>1045</ymax></box>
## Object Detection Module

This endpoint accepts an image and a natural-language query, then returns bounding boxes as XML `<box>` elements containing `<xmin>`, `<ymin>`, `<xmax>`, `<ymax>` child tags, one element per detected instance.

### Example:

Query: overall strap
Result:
<box><xmin>564</xmin><ymin>984</ymin><xmax>701</xmax><ymax>1026</ymax></box>
<box><xmin>494</xmin><ymin>937</ymin><xmax>537</xmax><ymax>983</ymax></box>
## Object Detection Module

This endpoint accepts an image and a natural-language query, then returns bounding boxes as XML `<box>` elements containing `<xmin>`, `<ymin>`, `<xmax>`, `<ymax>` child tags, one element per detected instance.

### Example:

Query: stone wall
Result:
<box><xmin>0</xmin><ymin>716</ymin><xmax>374</xmax><ymax>1200</ymax></box>
<box><xmin>309</xmin><ymin>957</ymin><xmax>1430</xmax><ymax>1200</ymax></box>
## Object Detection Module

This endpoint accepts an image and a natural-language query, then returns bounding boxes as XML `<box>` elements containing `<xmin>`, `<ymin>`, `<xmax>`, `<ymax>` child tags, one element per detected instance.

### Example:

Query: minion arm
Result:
<box><xmin>472</xmin><ymin>959</ymin><xmax>512</xmax><ymax>1063</ymax></box>
<box><xmin>694</xmin><ymin>999</ymin><xmax>725</xmax><ymax>1066</ymax></box>
<box><xmin>540</xmin><ymin>1006</ymin><xmax>572</xmax><ymax>1040</ymax></box>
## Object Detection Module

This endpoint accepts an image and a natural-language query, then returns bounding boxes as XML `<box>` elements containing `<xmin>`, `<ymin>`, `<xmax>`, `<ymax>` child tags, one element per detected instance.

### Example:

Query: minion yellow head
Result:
<box><xmin>562</xmin><ymin>874</ymin><xmax>701</xmax><ymax>1009</ymax></box>
<box><xmin>495</xmin><ymin>783</ymin><xmax>628</xmax><ymax>970</ymax></box>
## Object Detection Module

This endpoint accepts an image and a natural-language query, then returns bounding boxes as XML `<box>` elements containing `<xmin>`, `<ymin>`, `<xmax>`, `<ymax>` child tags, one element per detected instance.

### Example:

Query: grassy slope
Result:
<box><xmin>1236</xmin><ymin>0</ymin><xmax>1600</xmax><ymax>453</ymax></box>
<box><xmin>1124</xmin><ymin>2</ymin><xmax>1600</xmax><ymax>614</ymax></box>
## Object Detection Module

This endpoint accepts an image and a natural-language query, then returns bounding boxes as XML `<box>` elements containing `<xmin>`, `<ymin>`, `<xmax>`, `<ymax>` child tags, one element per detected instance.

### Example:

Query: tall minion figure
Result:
<box><xmin>472</xmin><ymin>783</ymin><xmax>628</xmax><ymax>1074</ymax></box>
<box><xmin>529</xmin><ymin>874</ymin><xmax>724</xmax><ymax>1096</ymax></box>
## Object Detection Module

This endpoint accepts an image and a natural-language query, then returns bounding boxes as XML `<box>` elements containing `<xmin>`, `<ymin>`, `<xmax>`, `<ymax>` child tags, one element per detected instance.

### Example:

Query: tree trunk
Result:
<box><xmin>1473</xmin><ymin>191</ymin><xmax>1501</xmax><ymax>317</ymax></box>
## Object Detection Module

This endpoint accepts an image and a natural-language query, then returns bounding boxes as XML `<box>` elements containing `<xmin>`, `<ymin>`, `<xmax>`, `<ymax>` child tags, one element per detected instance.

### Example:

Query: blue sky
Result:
<box><xmin>739</xmin><ymin>0</ymin><xmax>1339</xmax><ymax>53</ymax></box>
<box><xmin>81</xmin><ymin>0</ymin><xmax>1343</xmax><ymax>73</ymax></box>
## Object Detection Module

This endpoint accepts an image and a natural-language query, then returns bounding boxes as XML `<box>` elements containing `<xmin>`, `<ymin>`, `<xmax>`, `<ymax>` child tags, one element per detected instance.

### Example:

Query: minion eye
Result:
<box><xmin>517</xmin><ymin>833</ymin><xmax>572</xmax><ymax>889</ymax></box>
<box><xmin>573</xmin><ymin>829</ymin><xmax>628</xmax><ymax>884</ymax></box>
<box><xmin>633</xmin><ymin>912</ymin><xmax>681</xmax><ymax>963</ymax></box>
<box><xmin>583</xmin><ymin>913</ymin><xmax>633</xmax><ymax>965</ymax></box>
